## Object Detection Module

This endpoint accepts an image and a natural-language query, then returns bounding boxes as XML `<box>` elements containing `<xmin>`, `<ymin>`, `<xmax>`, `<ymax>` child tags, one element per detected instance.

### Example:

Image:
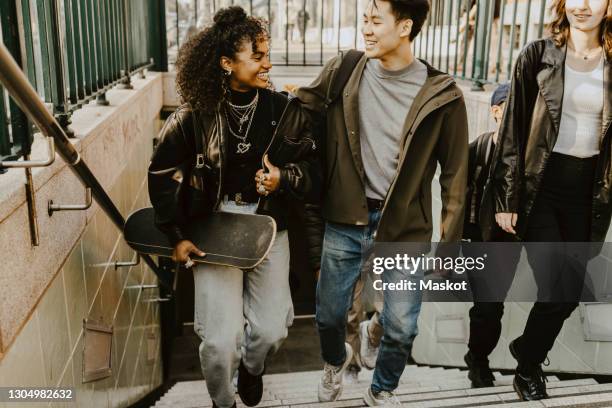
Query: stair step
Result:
<box><xmin>271</xmin><ymin>379</ymin><xmax>594</xmax><ymax>406</ymax></box>
<box><xmin>160</xmin><ymin>367</ymin><xmax>474</xmax><ymax>399</ymax></box>
<box><xmin>480</xmin><ymin>391</ymin><xmax>612</xmax><ymax>408</ymax></box>
<box><xmin>279</xmin><ymin>383</ymin><xmax>612</xmax><ymax>408</ymax></box>
<box><xmin>153</xmin><ymin>376</ymin><xmax>605</xmax><ymax>408</ymax></box>
<box><xmin>263</xmin><ymin>372</ymin><xmax>505</xmax><ymax>397</ymax></box>
<box><xmin>264</xmin><ymin>375</ymin><xmax>562</xmax><ymax>401</ymax></box>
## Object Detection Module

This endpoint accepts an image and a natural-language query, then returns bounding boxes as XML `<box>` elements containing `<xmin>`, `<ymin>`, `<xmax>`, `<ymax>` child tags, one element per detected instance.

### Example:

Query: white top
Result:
<box><xmin>553</xmin><ymin>58</ymin><xmax>604</xmax><ymax>158</ymax></box>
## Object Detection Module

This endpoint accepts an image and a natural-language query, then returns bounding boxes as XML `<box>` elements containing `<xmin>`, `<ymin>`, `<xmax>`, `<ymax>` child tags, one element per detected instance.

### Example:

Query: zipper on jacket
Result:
<box><xmin>256</xmin><ymin>97</ymin><xmax>296</xmax><ymax>210</ymax></box>
<box><xmin>376</xmin><ymin>78</ymin><xmax>459</xmax><ymax>237</ymax></box>
<box><xmin>282</xmin><ymin>135</ymin><xmax>316</xmax><ymax>150</ymax></box>
<box><xmin>214</xmin><ymin>111</ymin><xmax>225</xmax><ymax>210</ymax></box>
<box><xmin>261</xmin><ymin>97</ymin><xmax>296</xmax><ymax>162</ymax></box>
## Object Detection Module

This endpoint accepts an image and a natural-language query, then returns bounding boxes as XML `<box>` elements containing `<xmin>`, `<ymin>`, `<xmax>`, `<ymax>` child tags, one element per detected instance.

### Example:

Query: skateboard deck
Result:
<box><xmin>124</xmin><ymin>207</ymin><xmax>276</xmax><ymax>269</ymax></box>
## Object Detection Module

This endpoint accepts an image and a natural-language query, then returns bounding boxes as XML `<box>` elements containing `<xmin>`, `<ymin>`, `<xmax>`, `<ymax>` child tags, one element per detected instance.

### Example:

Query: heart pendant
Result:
<box><xmin>237</xmin><ymin>142</ymin><xmax>251</xmax><ymax>154</ymax></box>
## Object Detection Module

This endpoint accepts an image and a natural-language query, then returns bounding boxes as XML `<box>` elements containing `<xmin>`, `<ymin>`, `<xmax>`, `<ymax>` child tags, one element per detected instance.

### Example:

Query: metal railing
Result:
<box><xmin>414</xmin><ymin>0</ymin><xmax>551</xmax><ymax>90</ymax></box>
<box><xmin>166</xmin><ymin>0</ymin><xmax>551</xmax><ymax>90</ymax></box>
<box><xmin>166</xmin><ymin>0</ymin><xmax>370</xmax><ymax>67</ymax></box>
<box><xmin>0</xmin><ymin>0</ymin><xmax>166</xmax><ymax>165</ymax></box>
<box><xmin>0</xmin><ymin>41</ymin><xmax>169</xmax><ymax>285</ymax></box>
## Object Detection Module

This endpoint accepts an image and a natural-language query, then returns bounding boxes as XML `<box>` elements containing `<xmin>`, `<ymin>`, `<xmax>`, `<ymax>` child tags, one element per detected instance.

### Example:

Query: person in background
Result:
<box><xmin>455</xmin><ymin>0</ymin><xmax>503</xmax><ymax>75</ymax></box>
<box><xmin>297</xmin><ymin>8</ymin><xmax>311</xmax><ymax>43</ymax></box>
<box><xmin>462</xmin><ymin>83</ymin><xmax>522</xmax><ymax>388</ymax></box>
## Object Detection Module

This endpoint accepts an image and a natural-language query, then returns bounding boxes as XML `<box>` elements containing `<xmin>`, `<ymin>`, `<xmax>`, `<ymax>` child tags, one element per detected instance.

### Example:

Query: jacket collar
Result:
<box><xmin>535</xmin><ymin>40</ymin><xmax>566</xmax><ymax>136</ymax></box>
<box><xmin>399</xmin><ymin>60</ymin><xmax>457</xmax><ymax>148</ymax></box>
<box><xmin>342</xmin><ymin>56</ymin><xmax>458</xmax><ymax>184</ymax></box>
<box><xmin>536</xmin><ymin>39</ymin><xmax>612</xmax><ymax>141</ymax></box>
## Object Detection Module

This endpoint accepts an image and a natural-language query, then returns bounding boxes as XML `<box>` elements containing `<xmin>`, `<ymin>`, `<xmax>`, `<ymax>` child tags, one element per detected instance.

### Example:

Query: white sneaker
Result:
<box><xmin>360</xmin><ymin>320</ymin><xmax>380</xmax><ymax>370</ymax></box>
<box><xmin>318</xmin><ymin>343</ymin><xmax>354</xmax><ymax>402</ymax></box>
<box><xmin>363</xmin><ymin>387</ymin><xmax>403</xmax><ymax>407</ymax></box>
<box><xmin>343</xmin><ymin>364</ymin><xmax>360</xmax><ymax>384</ymax></box>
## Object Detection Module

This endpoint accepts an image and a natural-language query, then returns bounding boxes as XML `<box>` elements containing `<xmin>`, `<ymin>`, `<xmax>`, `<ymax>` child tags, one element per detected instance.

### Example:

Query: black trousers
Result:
<box><xmin>469</xmin><ymin>152</ymin><xmax>597</xmax><ymax>364</ymax></box>
<box><xmin>466</xmin><ymin>229</ymin><xmax>521</xmax><ymax>361</ymax></box>
<box><xmin>515</xmin><ymin>152</ymin><xmax>596</xmax><ymax>365</ymax></box>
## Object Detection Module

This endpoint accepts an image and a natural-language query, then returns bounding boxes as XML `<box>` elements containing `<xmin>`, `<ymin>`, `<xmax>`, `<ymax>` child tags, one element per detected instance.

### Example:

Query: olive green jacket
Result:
<box><xmin>296</xmin><ymin>54</ymin><xmax>468</xmax><ymax>242</ymax></box>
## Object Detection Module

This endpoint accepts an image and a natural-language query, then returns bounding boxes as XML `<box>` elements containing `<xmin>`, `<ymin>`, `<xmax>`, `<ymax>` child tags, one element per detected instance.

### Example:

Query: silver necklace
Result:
<box><xmin>225</xmin><ymin>90</ymin><xmax>259</xmax><ymax>154</ymax></box>
<box><xmin>227</xmin><ymin>90</ymin><xmax>258</xmax><ymax>133</ymax></box>
<box><xmin>571</xmin><ymin>45</ymin><xmax>602</xmax><ymax>60</ymax></box>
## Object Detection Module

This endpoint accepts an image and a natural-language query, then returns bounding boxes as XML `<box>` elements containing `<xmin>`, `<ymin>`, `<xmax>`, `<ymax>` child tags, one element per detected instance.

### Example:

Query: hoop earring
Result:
<box><xmin>224</xmin><ymin>69</ymin><xmax>232</xmax><ymax>76</ymax></box>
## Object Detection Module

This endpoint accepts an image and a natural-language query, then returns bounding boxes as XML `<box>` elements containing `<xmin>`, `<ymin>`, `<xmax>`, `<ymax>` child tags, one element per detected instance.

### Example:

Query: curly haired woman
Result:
<box><xmin>148</xmin><ymin>7</ymin><xmax>319</xmax><ymax>407</ymax></box>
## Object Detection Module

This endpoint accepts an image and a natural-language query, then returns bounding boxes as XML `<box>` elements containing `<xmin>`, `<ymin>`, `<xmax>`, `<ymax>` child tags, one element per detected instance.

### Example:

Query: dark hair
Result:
<box><xmin>175</xmin><ymin>6</ymin><xmax>269</xmax><ymax>112</ymax></box>
<box><xmin>549</xmin><ymin>0</ymin><xmax>612</xmax><ymax>60</ymax></box>
<box><xmin>373</xmin><ymin>0</ymin><xmax>430</xmax><ymax>41</ymax></box>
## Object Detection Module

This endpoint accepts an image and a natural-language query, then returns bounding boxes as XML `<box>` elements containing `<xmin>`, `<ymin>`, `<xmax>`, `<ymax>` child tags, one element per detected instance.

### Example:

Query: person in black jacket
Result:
<box><xmin>147</xmin><ymin>7</ymin><xmax>319</xmax><ymax>408</ymax></box>
<box><xmin>462</xmin><ymin>83</ymin><xmax>522</xmax><ymax>388</ymax></box>
<box><xmin>463</xmin><ymin>84</ymin><xmax>507</xmax><ymax>242</ymax></box>
<box><xmin>487</xmin><ymin>0</ymin><xmax>611</xmax><ymax>400</ymax></box>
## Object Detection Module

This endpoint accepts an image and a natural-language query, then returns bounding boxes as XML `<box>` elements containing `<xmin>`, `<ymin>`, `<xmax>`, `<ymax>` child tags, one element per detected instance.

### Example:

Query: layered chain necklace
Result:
<box><xmin>225</xmin><ymin>90</ymin><xmax>259</xmax><ymax>154</ymax></box>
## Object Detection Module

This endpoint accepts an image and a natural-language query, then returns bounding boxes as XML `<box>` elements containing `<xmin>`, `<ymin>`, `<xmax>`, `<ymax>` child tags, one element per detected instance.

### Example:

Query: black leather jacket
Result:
<box><xmin>148</xmin><ymin>93</ymin><xmax>320</xmax><ymax>245</ymax></box>
<box><xmin>482</xmin><ymin>39</ymin><xmax>612</xmax><ymax>241</ymax></box>
<box><xmin>463</xmin><ymin>131</ymin><xmax>494</xmax><ymax>241</ymax></box>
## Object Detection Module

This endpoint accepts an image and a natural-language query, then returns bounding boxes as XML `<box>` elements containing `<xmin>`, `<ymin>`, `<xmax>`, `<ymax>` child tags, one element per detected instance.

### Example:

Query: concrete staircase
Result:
<box><xmin>153</xmin><ymin>365</ymin><xmax>612</xmax><ymax>408</ymax></box>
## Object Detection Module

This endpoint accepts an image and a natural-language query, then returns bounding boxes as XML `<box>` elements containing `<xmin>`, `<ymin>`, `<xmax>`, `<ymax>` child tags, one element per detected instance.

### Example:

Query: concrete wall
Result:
<box><xmin>0</xmin><ymin>73</ymin><xmax>164</xmax><ymax>406</ymax></box>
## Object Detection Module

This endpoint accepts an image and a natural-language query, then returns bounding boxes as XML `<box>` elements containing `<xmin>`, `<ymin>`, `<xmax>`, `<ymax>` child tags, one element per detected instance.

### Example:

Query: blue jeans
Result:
<box><xmin>316</xmin><ymin>210</ymin><xmax>423</xmax><ymax>393</ymax></box>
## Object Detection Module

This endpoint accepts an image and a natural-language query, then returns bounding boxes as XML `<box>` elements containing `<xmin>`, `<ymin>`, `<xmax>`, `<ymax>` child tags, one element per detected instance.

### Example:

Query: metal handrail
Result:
<box><xmin>0</xmin><ymin>42</ymin><xmax>166</xmax><ymax>285</ymax></box>
<box><xmin>48</xmin><ymin>187</ymin><xmax>93</xmax><ymax>216</ymax></box>
<box><xmin>0</xmin><ymin>136</ymin><xmax>55</xmax><ymax>169</ymax></box>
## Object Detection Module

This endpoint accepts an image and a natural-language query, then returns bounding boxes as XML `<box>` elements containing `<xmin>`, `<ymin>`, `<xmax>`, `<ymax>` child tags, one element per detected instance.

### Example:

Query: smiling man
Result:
<box><xmin>296</xmin><ymin>0</ymin><xmax>468</xmax><ymax>405</ymax></box>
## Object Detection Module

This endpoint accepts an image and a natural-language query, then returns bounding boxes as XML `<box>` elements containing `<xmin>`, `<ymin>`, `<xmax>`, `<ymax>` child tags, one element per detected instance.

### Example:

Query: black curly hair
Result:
<box><xmin>175</xmin><ymin>7</ymin><xmax>269</xmax><ymax>112</ymax></box>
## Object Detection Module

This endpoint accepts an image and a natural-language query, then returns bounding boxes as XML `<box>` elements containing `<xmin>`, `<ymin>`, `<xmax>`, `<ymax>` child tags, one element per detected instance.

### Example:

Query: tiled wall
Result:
<box><xmin>0</xmin><ymin>73</ymin><xmax>165</xmax><ymax>406</ymax></box>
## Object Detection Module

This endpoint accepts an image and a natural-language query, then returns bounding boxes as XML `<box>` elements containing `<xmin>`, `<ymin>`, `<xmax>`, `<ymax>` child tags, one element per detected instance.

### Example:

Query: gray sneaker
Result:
<box><xmin>360</xmin><ymin>320</ymin><xmax>380</xmax><ymax>370</ymax></box>
<box><xmin>318</xmin><ymin>343</ymin><xmax>354</xmax><ymax>402</ymax></box>
<box><xmin>363</xmin><ymin>387</ymin><xmax>403</xmax><ymax>407</ymax></box>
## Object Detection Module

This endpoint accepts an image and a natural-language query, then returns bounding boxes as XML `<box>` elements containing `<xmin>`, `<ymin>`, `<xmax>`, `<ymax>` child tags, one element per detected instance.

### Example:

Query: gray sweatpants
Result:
<box><xmin>192</xmin><ymin>201</ymin><xmax>294</xmax><ymax>408</ymax></box>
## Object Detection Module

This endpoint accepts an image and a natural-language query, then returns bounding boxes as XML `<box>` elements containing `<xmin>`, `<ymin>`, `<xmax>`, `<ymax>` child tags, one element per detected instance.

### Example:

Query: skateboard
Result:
<box><xmin>123</xmin><ymin>207</ymin><xmax>277</xmax><ymax>269</ymax></box>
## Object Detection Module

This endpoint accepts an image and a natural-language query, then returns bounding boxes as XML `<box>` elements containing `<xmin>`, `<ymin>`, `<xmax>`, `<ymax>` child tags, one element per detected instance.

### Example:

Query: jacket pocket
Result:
<box><xmin>272</xmin><ymin>135</ymin><xmax>317</xmax><ymax>166</ymax></box>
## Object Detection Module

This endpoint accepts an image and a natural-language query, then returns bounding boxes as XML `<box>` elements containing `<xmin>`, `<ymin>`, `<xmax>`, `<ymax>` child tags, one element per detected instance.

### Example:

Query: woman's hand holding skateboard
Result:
<box><xmin>173</xmin><ymin>240</ymin><xmax>206</xmax><ymax>268</ymax></box>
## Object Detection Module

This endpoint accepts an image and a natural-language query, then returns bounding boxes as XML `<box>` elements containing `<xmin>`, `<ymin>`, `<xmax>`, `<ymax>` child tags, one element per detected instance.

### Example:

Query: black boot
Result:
<box><xmin>237</xmin><ymin>360</ymin><xmax>264</xmax><ymax>407</ymax></box>
<box><xmin>509</xmin><ymin>340</ymin><xmax>548</xmax><ymax>400</ymax></box>
<box><xmin>464</xmin><ymin>351</ymin><xmax>495</xmax><ymax>388</ymax></box>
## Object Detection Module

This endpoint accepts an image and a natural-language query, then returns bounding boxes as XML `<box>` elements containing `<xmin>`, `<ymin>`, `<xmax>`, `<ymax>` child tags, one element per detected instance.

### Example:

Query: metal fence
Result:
<box><xmin>0</xmin><ymin>0</ymin><xmax>554</xmax><ymax>165</ymax></box>
<box><xmin>166</xmin><ymin>0</ymin><xmax>372</xmax><ymax>67</ymax></box>
<box><xmin>166</xmin><ymin>0</ymin><xmax>551</xmax><ymax>89</ymax></box>
<box><xmin>0</xmin><ymin>0</ymin><xmax>164</xmax><ymax>166</ymax></box>
<box><xmin>415</xmin><ymin>0</ymin><xmax>551</xmax><ymax>90</ymax></box>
